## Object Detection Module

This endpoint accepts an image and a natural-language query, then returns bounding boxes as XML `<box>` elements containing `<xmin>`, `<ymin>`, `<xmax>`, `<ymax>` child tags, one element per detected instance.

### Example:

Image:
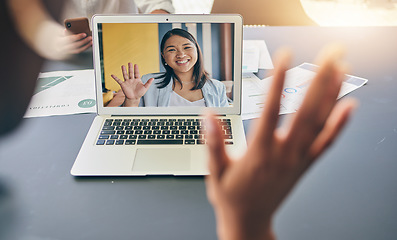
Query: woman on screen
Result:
<box><xmin>111</xmin><ymin>28</ymin><xmax>229</xmax><ymax>107</ymax></box>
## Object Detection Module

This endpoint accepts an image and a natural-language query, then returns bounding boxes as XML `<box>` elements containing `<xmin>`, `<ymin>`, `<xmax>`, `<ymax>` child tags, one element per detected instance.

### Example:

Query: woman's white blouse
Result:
<box><xmin>140</xmin><ymin>73</ymin><xmax>229</xmax><ymax>107</ymax></box>
<box><xmin>169</xmin><ymin>91</ymin><xmax>206</xmax><ymax>107</ymax></box>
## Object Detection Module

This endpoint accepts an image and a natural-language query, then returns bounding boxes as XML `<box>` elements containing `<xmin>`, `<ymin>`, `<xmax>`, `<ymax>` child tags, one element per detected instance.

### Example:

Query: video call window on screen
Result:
<box><xmin>97</xmin><ymin>22</ymin><xmax>235</xmax><ymax>108</ymax></box>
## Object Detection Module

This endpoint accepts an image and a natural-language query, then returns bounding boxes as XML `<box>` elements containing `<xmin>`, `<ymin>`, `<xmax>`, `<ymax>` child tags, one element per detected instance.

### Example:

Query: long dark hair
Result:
<box><xmin>156</xmin><ymin>28</ymin><xmax>209</xmax><ymax>90</ymax></box>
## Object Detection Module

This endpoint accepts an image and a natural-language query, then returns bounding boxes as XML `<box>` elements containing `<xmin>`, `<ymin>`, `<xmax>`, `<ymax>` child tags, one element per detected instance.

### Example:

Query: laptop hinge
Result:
<box><xmin>107</xmin><ymin>114</ymin><xmax>227</xmax><ymax>117</ymax></box>
<box><xmin>110</xmin><ymin>115</ymin><xmax>211</xmax><ymax>117</ymax></box>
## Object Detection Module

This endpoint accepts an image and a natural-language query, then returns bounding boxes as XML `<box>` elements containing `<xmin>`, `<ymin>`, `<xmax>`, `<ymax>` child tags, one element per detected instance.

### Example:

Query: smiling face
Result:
<box><xmin>162</xmin><ymin>35</ymin><xmax>198</xmax><ymax>78</ymax></box>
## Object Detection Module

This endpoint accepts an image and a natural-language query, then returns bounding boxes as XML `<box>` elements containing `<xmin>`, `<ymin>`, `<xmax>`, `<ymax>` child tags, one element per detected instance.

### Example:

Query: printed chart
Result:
<box><xmin>242</xmin><ymin>63</ymin><xmax>368</xmax><ymax>120</ymax></box>
<box><xmin>34</xmin><ymin>76</ymin><xmax>72</xmax><ymax>94</ymax></box>
<box><xmin>24</xmin><ymin>69</ymin><xmax>96</xmax><ymax>118</ymax></box>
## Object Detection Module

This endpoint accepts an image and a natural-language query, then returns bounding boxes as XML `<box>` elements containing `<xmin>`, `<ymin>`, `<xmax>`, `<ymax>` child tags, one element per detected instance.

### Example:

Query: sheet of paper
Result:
<box><xmin>242</xmin><ymin>40</ymin><xmax>274</xmax><ymax>73</ymax></box>
<box><xmin>24</xmin><ymin>69</ymin><xmax>96</xmax><ymax>118</ymax></box>
<box><xmin>242</xmin><ymin>63</ymin><xmax>368</xmax><ymax>120</ymax></box>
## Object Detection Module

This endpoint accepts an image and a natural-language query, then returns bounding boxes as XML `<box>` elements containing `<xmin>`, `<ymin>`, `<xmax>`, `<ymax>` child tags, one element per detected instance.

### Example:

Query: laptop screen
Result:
<box><xmin>92</xmin><ymin>15</ymin><xmax>242</xmax><ymax>115</ymax></box>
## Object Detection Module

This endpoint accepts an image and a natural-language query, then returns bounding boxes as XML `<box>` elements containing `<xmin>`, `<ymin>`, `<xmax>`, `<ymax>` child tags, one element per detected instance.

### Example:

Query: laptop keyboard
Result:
<box><xmin>96</xmin><ymin>118</ymin><xmax>233</xmax><ymax>145</ymax></box>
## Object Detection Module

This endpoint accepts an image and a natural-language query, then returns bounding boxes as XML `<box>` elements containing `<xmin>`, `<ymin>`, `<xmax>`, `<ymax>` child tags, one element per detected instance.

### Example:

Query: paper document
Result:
<box><xmin>242</xmin><ymin>40</ymin><xmax>274</xmax><ymax>73</ymax></box>
<box><xmin>242</xmin><ymin>63</ymin><xmax>368</xmax><ymax>120</ymax></box>
<box><xmin>24</xmin><ymin>69</ymin><xmax>96</xmax><ymax>118</ymax></box>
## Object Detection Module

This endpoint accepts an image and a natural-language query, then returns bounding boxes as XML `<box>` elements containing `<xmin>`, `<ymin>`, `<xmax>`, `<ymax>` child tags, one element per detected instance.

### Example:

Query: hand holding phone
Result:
<box><xmin>61</xmin><ymin>17</ymin><xmax>93</xmax><ymax>55</ymax></box>
<box><xmin>64</xmin><ymin>17</ymin><xmax>91</xmax><ymax>36</ymax></box>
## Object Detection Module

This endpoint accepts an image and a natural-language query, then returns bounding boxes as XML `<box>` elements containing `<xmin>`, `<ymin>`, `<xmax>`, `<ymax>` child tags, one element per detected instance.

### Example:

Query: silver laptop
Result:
<box><xmin>71</xmin><ymin>14</ymin><xmax>246</xmax><ymax>176</ymax></box>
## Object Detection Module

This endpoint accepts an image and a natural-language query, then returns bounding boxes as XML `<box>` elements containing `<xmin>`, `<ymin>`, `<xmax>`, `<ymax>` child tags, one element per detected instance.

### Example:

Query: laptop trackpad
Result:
<box><xmin>132</xmin><ymin>148</ymin><xmax>191</xmax><ymax>172</ymax></box>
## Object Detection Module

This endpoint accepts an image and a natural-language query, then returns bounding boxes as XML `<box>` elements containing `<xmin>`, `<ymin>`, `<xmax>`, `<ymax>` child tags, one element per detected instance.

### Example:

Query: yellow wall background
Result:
<box><xmin>102</xmin><ymin>23</ymin><xmax>160</xmax><ymax>91</ymax></box>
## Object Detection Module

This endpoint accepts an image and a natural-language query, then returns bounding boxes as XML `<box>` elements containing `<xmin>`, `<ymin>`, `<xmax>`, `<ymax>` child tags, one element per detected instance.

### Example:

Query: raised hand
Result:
<box><xmin>111</xmin><ymin>63</ymin><xmax>154</xmax><ymax>107</ymax></box>
<box><xmin>205</xmin><ymin>46</ymin><xmax>358</xmax><ymax>240</ymax></box>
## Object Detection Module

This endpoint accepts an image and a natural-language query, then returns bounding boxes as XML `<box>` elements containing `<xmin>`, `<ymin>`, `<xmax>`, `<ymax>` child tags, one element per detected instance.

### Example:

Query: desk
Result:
<box><xmin>0</xmin><ymin>27</ymin><xmax>396</xmax><ymax>240</ymax></box>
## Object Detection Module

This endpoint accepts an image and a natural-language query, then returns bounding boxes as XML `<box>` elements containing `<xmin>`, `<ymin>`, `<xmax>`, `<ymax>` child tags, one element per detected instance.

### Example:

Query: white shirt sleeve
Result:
<box><xmin>134</xmin><ymin>0</ymin><xmax>175</xmax><ymax>13</ymax></box>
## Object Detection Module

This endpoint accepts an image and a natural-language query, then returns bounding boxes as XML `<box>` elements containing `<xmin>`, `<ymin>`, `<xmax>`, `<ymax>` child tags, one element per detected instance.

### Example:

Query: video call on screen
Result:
<box><xmin>98</xmin><ymin>22</ymin><xmax>235</xmax><ymax>108</ymax></box>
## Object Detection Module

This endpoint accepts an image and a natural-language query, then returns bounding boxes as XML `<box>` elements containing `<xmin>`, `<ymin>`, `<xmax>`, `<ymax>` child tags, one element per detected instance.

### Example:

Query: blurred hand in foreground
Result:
<box><xmin>205</xmin><ymin>46</ymin><xmax>357</xmax><ymax>240</ymax></box>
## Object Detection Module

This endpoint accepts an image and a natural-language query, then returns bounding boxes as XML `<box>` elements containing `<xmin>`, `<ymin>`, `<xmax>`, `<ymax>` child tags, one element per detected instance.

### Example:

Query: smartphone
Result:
<box><xmin>64</xmin><ymin>17</ymin><xmax>92</xmax><ymax>37</ymax></box>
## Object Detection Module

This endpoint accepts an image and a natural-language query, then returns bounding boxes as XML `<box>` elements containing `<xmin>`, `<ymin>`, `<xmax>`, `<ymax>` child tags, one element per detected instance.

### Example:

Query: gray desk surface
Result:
<box><xmin>0</xmin><ymin>26</ymin><xmax>396</xmax><ymax>240</ymax></box>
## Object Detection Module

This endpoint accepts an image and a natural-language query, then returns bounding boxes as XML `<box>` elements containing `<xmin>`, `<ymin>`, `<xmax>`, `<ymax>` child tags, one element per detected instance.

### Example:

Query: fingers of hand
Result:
<box><xmin>121</xmin><ymin>65</ymin><xmax>129</xmax><ymax>81</ymax></box>
<box><xmin>144</xmin><ymin>78</ymin><xmax>155</xmax><ymax>89</ymax></box>
<box><xmin>134</xmin><ymin>64</ymin><xmax>140</xmax><ymax>79</ymax></box>
<box><xmin>65</xmin><ymin>32</ymin><xmax>86</xmax><ymax>40</ymax></box>
<box><xmin>305</xmin><ymin>45</ymin><xmax>346</xmax><ymax>114</ymax></box>
<box><xmin>111</xmin><ymin>74</ymin><xmax>122</xmax><ymax>85</ymax></box>
<box><xmin>254</xmin><ymin>48</ymin><xmax>291</xmax><ymax>146</ymax></box>
<box><xmin>305</xmin><ymin>46</ymin><xmax>345</xmax><ymax>114</ymax></box>
<box><xmin>69</xmin><ymin>41</ymin><xmax>92</xmax><ymax>54</ymax></box>
<box><xmin>287</xmin><ymin>46</ymin><xmax>346</xmax><ymax>156</ymax></box>
<box><xmin>314</xmin><ymin>44</ymin><xmax>345</xmax><ymax>69</ymax></box>
<box><xmin>128</xmin><ymin>63</ymin><xmax>134</xmax><ymax>79</ymax></box>
<box><xmin>63</xmin><ymin>36</ymin><xmax>92</xmax><ymax>53</ymax></box>
<box><xmin>308</xmin><ymin>98</ymin><xmax>358</xmax><ymax>161</ymax></box>
<box><xmin>204</xmin><ymin>110</ymin><xmax>229</xmax><ymax>180</ymax></box>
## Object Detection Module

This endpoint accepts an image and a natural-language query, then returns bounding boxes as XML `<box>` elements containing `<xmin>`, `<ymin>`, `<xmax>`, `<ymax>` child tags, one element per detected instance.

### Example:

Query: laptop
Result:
<box><xmin>71</xmin><ymin>14</ymin><xmax>246</xmax><ymax>176</ymax></box>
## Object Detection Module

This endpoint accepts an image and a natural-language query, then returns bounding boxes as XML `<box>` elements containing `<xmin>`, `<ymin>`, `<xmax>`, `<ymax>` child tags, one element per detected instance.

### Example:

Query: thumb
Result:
<box><xmin>144</xmin><ymin>78</ymin><xmax>154</xmax><ymax>89</ymax></box>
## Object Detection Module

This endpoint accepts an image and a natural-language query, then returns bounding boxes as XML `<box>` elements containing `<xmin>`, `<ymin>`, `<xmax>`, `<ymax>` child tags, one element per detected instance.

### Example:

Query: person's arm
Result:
<box><xmin>134</xmin><ymin>0</ymin><xmax>175</xmax><ymax>14</ymax></box>
<box><xmin>8</xmin><ymin>0</ymin><xmax>92</xmax><ymax>60</ymax></box>
<box><xmin>205</xmin><ymin>46</ymin><xmax>357</xmax><ymax>240</ymax></box>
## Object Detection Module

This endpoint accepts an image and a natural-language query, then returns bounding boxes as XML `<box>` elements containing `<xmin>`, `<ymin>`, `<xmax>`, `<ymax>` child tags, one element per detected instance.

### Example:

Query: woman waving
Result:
<box><xmin>111</xmin><ymin>28</ymin><xmax>229</xmax><ymax>107</ymax></box>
